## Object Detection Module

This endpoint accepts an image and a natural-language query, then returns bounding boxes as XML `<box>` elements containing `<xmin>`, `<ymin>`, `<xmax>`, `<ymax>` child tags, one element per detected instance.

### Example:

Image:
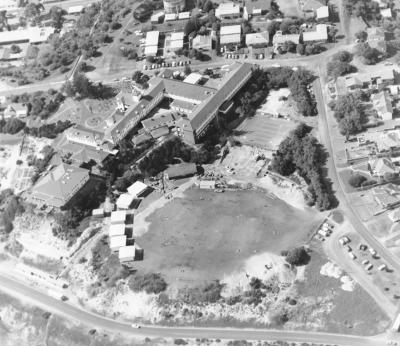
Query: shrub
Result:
<box><xmin>285</xmin><ymin>246</ymin><xmax>310</xmax><ymax>266</ymax></box>
<box><xmin>129</xmin><ymin>273</ymin><xmax>167</xmax><ymax>294</ymax></box>
<box><xmin>348</xmin><ymin>174</ymin><xmax>367</xmax><ymax>188</ymax></box>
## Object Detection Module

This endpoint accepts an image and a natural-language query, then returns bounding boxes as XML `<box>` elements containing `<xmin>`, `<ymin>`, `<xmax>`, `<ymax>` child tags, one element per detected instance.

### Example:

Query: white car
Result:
<box><xmin>131</xmin><ymin>324</ymin><xmax>141</xmax><ymax>329</ymax></box>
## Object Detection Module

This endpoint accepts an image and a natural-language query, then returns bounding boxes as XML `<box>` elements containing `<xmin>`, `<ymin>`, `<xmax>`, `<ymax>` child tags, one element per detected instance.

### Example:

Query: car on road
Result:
<box><xmin>131</xmin><ymin>324</ymin><xmax>141</xmax><ymax>329</ymax></box>
<box><xmin>359</xmin><ymin>243</ymin><xmax>367</xmax><ymax>251</ymax></box>
<box><xmin>369</xmin><ymin>248</ymin><xmax>377</xmax><ymax>257</ymax></box>
<box><xmin>339</xmin><ymin>236</ymin><xmax>350</xmax><ymax>245</ymax></box>
<box><xmin>348</xmin><ymin>252</ymin><xmax>356</xmax><ymax>260</ymax></box>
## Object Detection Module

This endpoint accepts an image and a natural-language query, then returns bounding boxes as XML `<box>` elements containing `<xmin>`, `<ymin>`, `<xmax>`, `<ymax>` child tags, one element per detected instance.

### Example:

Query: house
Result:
<box><xmin>116</xmin><ymin>193</ymin><xmax>135</xmax><ymax>210</ymax></box>
<box><xmin>164</xmin><ymin>32</ymin><xmax>184</xmax><ymax>53</ymax></box>
<box><xmin>373</xmin><ymin>184</ymin><xmax>400</xmax><ymax>208</ymax></box>
<box><xmin>220</xmin><ymin>25</ymin><xmax>241</xmax><ymax>45</ymax></box>
<box><xmin>216</xmin><ymin>2</ymin><xmax>241</xmax><ymax>20</ymax></box>
<box><xmin>3</xmin><ymin>103</ymin><xmax>28</xmax><ymax>118</ymax></box>
<box><xmin>127</xmin><ymin>181</ymin><xmax>148</xmax><ymax>197</ymax></box>
<box><xmin>369</xmin><ymin>157</ymin><xmax>397</xmax><ymax>178</ymax></box>
<box><xmin>0</xmin><ymin>27</ymin><xmax>55</xmax><ymax>46</ymax></box>
<box><xmin>30</xmin><ymin>163</ymin><xmax>90</xmax><ymax>208</ymax></box>
<box><xmin>118</xmin><ymin>245</ymin><xmax>137</xmax><ymax>262</ymax></box>
<box><xmin>301</xmin><ymin>0</ymin><xmax>324</xmax><ymax>18</ymax></box>
<box><xmin>178</xmin><ymin>12</ymin><xmax>190</xmax><ymax>20</ymax></box>
<box><xmin>165</xmin><ymin>163</ymin><xmax>197</xmax><ymax>179</ymax></box>
<box><xmin>302</xmin><ymin>24</ymin><xmax>328</xmax><ymax>43</ymax></box>
<box><xmin>183</xmin><ymin>73</ymin><xmax>203</xmax><ymax>84</ymax></box>
<box><xmin>110</xmin><ymin>235</ymin><xmax>127</xmax><ymax>252</ymax></box>
<box><xmin>316</xmin><ymin>5</ymin><xmax>329</xmax><ymax>21</ymax></box>
<box><xmin>150</xmin><ymin>125</ymin><xmax>170</xmax><ymax>139</ymax></box>
<box><xmin>151</xmin><ymin>12</ymin><xmax>165</xmax><ymax>23</ymax></box>
<box><xmin>110</xmin><ymin>210</ymin><xmax>127</xmax><ymax>224</ymax></box>
<box><xmin>192</xmin><ymin>34</ymin><xmax>212</xmax><ymax>52</ymax></box>
<box><xmin>342</xmin><ymin>68</ymin><xmax>395</xmax><ymax>92</ymax></box>
<box><xmin>367</xmin><ymin>27</ymin><xmax>386</xmax><ymax>53</ymax></box>
<box><xmin>371</xmin><ymin>91</ymin><xmax>393</xmax><ymax>121</ymax></box>
<box><xmin>67</xmin><ymin>5</ymin><xmax>84</xmax><ymax>15</ymax></box>
<box><xmin>381</xmin><ymin>8</ymin><xmax>392</xmax><ymax>18</ymax></box>
<box><xmin>272</xmin><ymin>31</ymin><xmax>300</xmax><ymax>47</ymax></box>
<box><xmin>132</xmin><ymin>132</ymin><xmax>152</xmax><ymax>146</ymax></box>
<box><xmin>164</xmin><ymin>13</ymin><xmax>177</xmax><ymax>21</ymax></box>
<box><xmin>144</xmin><ymin>31</ymin><xmax>159</xmax><ymax>56</ymax></box>
<box><xmin>243</xmin><ymin>0</ymin><xmax>272</xmax><ymax>20</ymax></box>
<box><xmin>109</xmin><ymin>224</ymin><xmax>126</xmax><ymax>237</ymax></box>
<box><xmin>245</xmin><ymin>31</ymin><xmax>269</xmax><ymax>47</ymax></box>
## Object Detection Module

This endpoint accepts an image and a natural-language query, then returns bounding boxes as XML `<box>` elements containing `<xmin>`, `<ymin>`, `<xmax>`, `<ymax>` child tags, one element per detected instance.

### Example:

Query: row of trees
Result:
<box><xmin>271</xmin><ymin>124</ymin><xmax>336</xmax><ymax>210</ymax></box>
<box><xmin>0</xmin><ymin>189</ymin><xmax>23</xmax><ymax>236</ymax></box>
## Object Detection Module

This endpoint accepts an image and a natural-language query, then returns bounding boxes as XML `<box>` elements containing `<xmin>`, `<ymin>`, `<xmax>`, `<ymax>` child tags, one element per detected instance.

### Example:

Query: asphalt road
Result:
<box><xmin>0</xmin><ymin>273</ymin><xmax>385</xmax><ymax>345</ymax></box>
<box><xmin>314</xmin><ymin>70</ymin><xmax>400</xmax><ymax>275</ymax></box>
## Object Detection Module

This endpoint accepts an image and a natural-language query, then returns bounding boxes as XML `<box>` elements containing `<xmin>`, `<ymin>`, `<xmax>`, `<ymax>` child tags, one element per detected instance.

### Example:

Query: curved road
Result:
<box><xmin>0</xmin><ymin>273</ymin><xmax>385</xmax><ymax>345</ymax></box>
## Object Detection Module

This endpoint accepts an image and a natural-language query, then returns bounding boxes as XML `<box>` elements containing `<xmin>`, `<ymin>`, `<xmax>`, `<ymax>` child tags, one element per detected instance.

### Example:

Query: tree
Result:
<box><xmin>356</xmin><ymin>42</ymin><xmax>381</xmax><ymax>65</ymax></box>
<box><xmin>49</xmin><ymin>6</ymin><xmax>64</xmax><ymax>29</ymax></box>
<box><xmin>355</xmin><ymin>30</ymin><xmax>367</xmax><ymax>42</ymax></box>
<box><xmin>348</xmin><ymin>174</ymin><xmax>367</xmax><ymax>188</ymax></box>
<box><xmin>184</xmin><ymin>65</ymin><xmax>192</xmax><ymax>75</ymax></box>
<box><xmin>296</xmin><ymin>43</ymin><xmax>305</xmax><ymax>55</ymax></box>
<box><xmin>10</xmin><ymin>45</ymin><xmax>21</xmax><ymax>54</ymax></box>
<box><xmin>128</xmin><ymin>273</ymin><xmax>167</xmax><ymax>294</ymax></box>
<box><xmin>327</xmin><ymin>61</ymin><xmax>356</xmax><ymax>79</ymax></box>
<box><xmin>285</xmin><ymin>247</ymin><xmax>310</xmax><ymax>266</ymax></box>
<box><xmin>24</xmin><ymin>2</ymin><xmax>43</xmax><ymax>18</ymax></box>
<box><xmin>333</xmin><ymin>92</ymin><xmax>365</xmax><ymax>138</ymax></box>
<box><xmin>72</xmin><ymin>72</ymin><xmax>91</xmax><ymax>98</ymax></box>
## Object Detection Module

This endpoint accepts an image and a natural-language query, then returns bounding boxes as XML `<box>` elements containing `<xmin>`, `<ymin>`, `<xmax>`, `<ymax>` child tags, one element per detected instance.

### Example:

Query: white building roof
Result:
<box><xmin>127</xmin><ymin>181</ymin><xmax>148</xmax><ymax>197</ymax></box>
<box><xmin>220</xmin><ymin>25</ymin><xmax>241</xmax><ymax>36</ymax></box>
<box><xmin>171</xmin><ymin>32</ymin><xmax>184</xmax><ymax>41</ymax></box>
<box><xmin>165</xmin><ymin>13</ymin><xmax>177</xmax><ymax>21</ymax></box>
<box><xmin>92</xmin><ymin>208</ymin><xmax>104</xmax><ymax>216</ymax></box>
<box><xmin>110</xmin><ymin>210</ymin><xmax>127</xmax><ymax>224</ymax></box>
<box><xmin>145</xmin><ymin>31</ymin><xmax>159</xmax><ymax>46</ymax></box>
<box><xmin>110</xmin><ymin>235</ymin><xmax>126</xmax><ymax>250</ymax></box>
<box><xmin>216</xmin><ymin>2</ymin><xmax>240</xmax><ymax>17</ymax></box>
<box><xmin>302</xmin><ymin>24</ymin><xmax>328</xmax><ymax>42</ymax></box>
<box><xmin>68</xmin><ymin>5</ymin><xmax>84</xmax><ymax>14</ymax></box>
<box><xmin>145</xmin><ymin>45</ymin><xmax>158</xmax><ymax>55</ymax></box>
<box><xmin>0</xmin><ymin>27</ymin><xmax>54</xmax><ymax>45</ymax></box>
<box><xmin>109</xmin><ymin>223</ymin><xmax>126</xmax><ymax>237</ymax></box>
<box><xmin>316</xmin><ymin>5</ymin><xmax>329</xmax><ymax>19</ymax></box>
<box><xmin>184</xmin><ymin>73</ymin><xmax>203</xmax><ymax>84</ymax></box>
<box><xmin>118</xmin><ymin>245</ymin><xmax>136</xmax><ymax>261</ymax></box>
<box><xmin>245</xmin><ymin>31</ymin><xmax>269</xmax><ymax>46</ymax></box>
<box><xmin>116</xmin><ymin>193</ymin><xmax>135</xmax><ymax>209</ymax></box>
<box><xmin>381</xmin><ymin>8</ymin><xmax>392</xmax><ymax>18</ymax></box>
<box><xmin>178</xmin><ymin>12</ymin><xmax>190</xmax><ymax>19</ymax></box>
<box><xmin>220</xmin><ymin>34</ymin><xmax>241</xmax><ymax>45</ymax></box>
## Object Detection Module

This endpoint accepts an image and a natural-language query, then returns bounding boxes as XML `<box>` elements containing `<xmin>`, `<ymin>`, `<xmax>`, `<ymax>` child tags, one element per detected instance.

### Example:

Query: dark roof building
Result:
<box><xmin>166</xmin><ymin>163</ymin><xmax>197</xmax><ymax>179</ymax></box>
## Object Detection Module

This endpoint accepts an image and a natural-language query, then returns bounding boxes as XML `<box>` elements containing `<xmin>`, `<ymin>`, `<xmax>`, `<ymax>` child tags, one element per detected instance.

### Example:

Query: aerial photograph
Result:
<box><xmin>2</xmin><ymin>0</ymin><xmax>400</xmax><ymax>345</ymax></box>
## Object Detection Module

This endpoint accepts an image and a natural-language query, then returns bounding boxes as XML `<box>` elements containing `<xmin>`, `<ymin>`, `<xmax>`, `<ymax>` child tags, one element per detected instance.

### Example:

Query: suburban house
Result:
<box><xmin>316</xmin><ymin>5</ymin><xmax>329</xmax><ymax>21</ymax></box>
<box><xmin>245</xmin><ymin>31</ymin><xmax>269</xmax><ymax>47</ymax></box>
<box><xmin>215</xmin><ymin>2</ymin><xmax>241</xmax><ymax>20</ymax></box>
<box><xmin>302</xmin><ymin>24</ymin><xmax>328</xmax><ymax>44</ymax></box>
<box><xmin>272</xmin><ymin>31</ymin><xmax>300</xmax><ymax>48</ymax></box>
<box><xmin>0</xmin><ymin>27</ymin><xmax>55</xmax><ymax>46</ymax></box>
<box><xmin>127</xmin><ymin>181</ymin><xmax>148</xmax><ymax>197</ymax></box>
<box><xmin>301</xmin><ymin>0</ymin><xmax>325</xmax><ymax>18</ymax></box>
<box><xmin>343</xmin><ymin>68</ymin><xmax>396</xmax><ymax>92</ymax></box>
<box><xmin>367</xmin><ymin>27</ymin><xmax>386</xmax><ymax>53</ymax></box>
<box><xmin>3</xmin><ymin>103</ymin><xmax>28</xmax><ymax>118</ymax></box>
<box><xmin>67</xmin><ymin>5</ymin><xmax>84</xmax><ymax>15</ymax></box>
<box><xmin>191</xmin><ymin>34</ymin><xmax>212</xmax><ymax>52</ymax></box>
<box><xmin>30</xmin><ymin>163</ymin><xmax>90</xmax><ymax>208</ymax></box>
<box><xmin>368</xmin><ymin>157</ymin><xmax>397</xmax><ymax>178</ymax></box>
<box><xmin>243</xmin><ymin>0</ymin><xmax>272</xmax><ymax>20</ymax></box>
<box><xmin>373</xmin><ymin>184</ymin><xmax>400</xmax><ymax>209</ymax></box>
<box><xmin>381</xmin><ymin>8</ymin><xmax>392</xmax><ymax>18</ymax></box>
<box><xmin>371</xmin><ymin>91</ymin><xmax>393</xmax><ymax>121</ymax></box>
<box><xmin>220</xmin><ymin>25</ymin><xmax>242</xmax><ymax>45</ymax></box>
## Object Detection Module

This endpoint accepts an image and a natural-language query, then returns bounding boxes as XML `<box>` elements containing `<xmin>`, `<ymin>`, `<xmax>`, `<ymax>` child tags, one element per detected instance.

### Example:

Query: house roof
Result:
<box><xmin>6</xmin><ymin>103</ymin><xmax>28</xmax><ymax>112</ymax></box>
<box><xmin>145</xmin><ymin>31</ymin><xmax>159</xmax><ymax>46</ymax></box>
<box><xmin>381</xmin><ymin>8</ymin><xmax>392</xmax><ymax>17</ymax></box>
<box><xmin>132</xmin><ymin>132</ymin><xmax>152</xmax><ymax>146</ymax></box>
<box><xmin>109</xmin><ymin>224</ymin><xmax>126</xmax><ymax>237</ymax></box>
<box><xmin>220</xmin><ymin>25</ymin><xmax>241</xmax><ymax>36</ymax></box>
<box><xmin>272</xmin><ymin>32</ymin><xmax>300</xmax><ymax>45</ymax></box>
<box><xmin>316</xmin><ymin>5</ymin><xmax>329</xmax><ymax>19</ymax></box>
<box><xmin>367</xmin><ymin>27</ymin><xmax>385</xmax><ymax>41</ymax></box>
<box><xmin>183</xmin><ymin>73</ymin><xmax>203</xmax><ymax>84</ymax></box>
<box><xmin>110</xmin><ymin>210</ymin><xmax>127</xmax><ymax>223</ymax></box>
<box><xmin>150</xmin><ymin>125</ymin><xmax>170</xmax><ymax>138</ymax></box>
<box><xmin>109</xmin><ymin>235</ymin><xmax>126</xmax><ymax>249</ymax></box>
<box><xmin>371</xmin><ymin>91</ymin><xmax>393</xmax><ymax>117</ymax></box>
<box><xmin>31</xmin><ymin>163</ymin><xmax>89</xmax><ymax>208</ymax></box>
<box><xmin>68</xmin><ymin>5</ymin><xmax>84</xmax><ymax>14</ymax></box>
<box><xmin>369</xmin><ymin>157</ymin><xmax>397</xmax><ymax>175</ymax></box>
<box><xmin>178</xmin><ymin>12</ymin><xmax>190</xmax><ymax>20</ymax></box>
<box><xmin>118</xmin><ymin>245</ymin><xmax>136</xmax><ymax>260</ymax></box>
<box><xmin>127</xmin><ymin>181</ymin><xmax>148</xmax><ymax>196</ymax></box>
<box><xmin>116</xmin><ymin>193</ymin><xmax>135</xmax><ymax>209</ymax></box>
<box><xmin>245</xmin><ymin>31</ymin><xmax>269</xmax><ymax>46</ymax></box>
<box><xmin>245</xmin><ymin>0</ymin><xmax>272</xmax><ymax>13</ymax></box>
<box><xmin>302</xmin><ymin>0</ymin><xmax>324</xmax><ymax>12</ymax></box>
<box><xmin>302</xmin><ymin>24</ymin><xmax>328</xmax><ymax>42</ymax></box>
<box><xmin>192</xmin><ymin>34</ymin><xmax>212</xmax><ymax>49</ymax></box>
<box><xmin>216</xmin><ymin>2</ymin><xmax>240</xmax><ymax>16</ymax></box>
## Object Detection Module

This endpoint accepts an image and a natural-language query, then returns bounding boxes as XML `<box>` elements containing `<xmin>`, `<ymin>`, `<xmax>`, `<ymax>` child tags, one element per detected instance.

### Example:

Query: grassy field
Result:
<box><xmin>134</xmin><ymin>188</ymin><xmax>321</xmax><ymax>291</ymax></box>
<box><xmin>294</xmin><ymin>244</ymin><xmax>390</xmax><ymax>335</ymax></box>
